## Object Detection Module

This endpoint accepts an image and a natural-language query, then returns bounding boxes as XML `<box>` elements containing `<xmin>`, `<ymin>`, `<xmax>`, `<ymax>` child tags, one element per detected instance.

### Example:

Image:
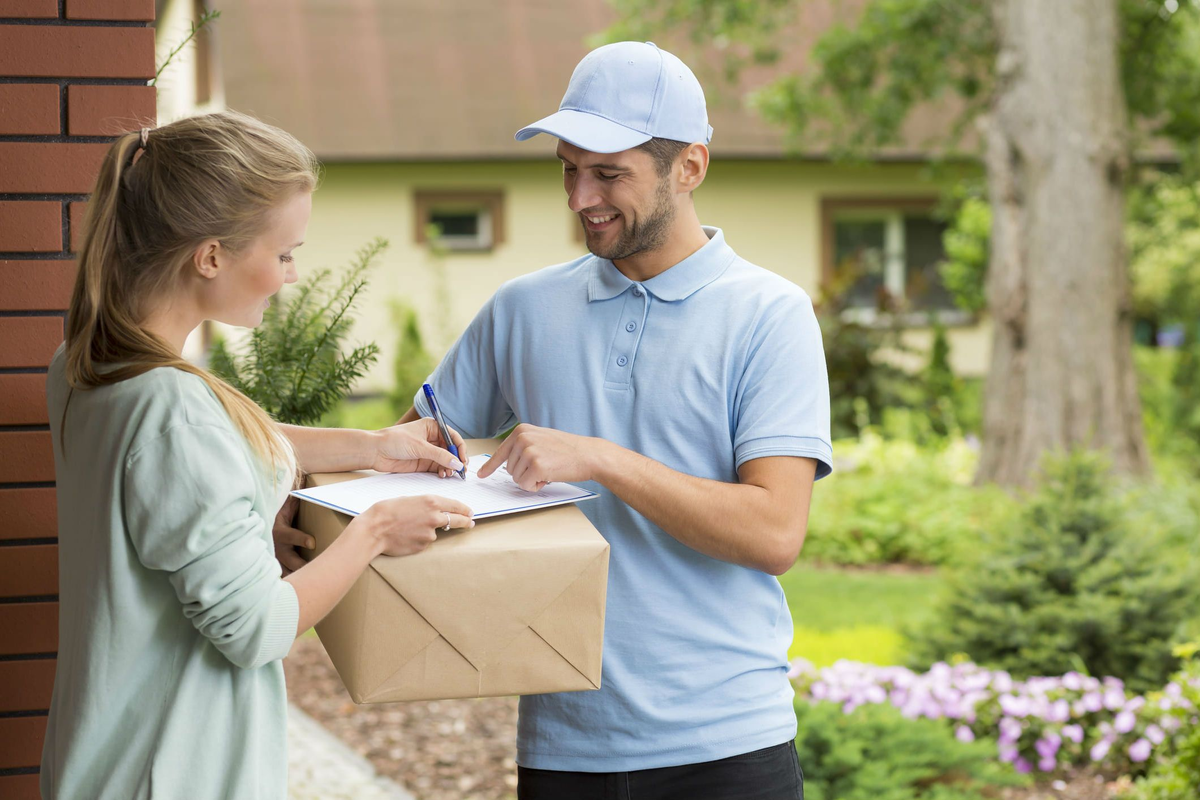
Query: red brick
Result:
<box><xmin>67</xmin><ymin>84</ymin><xmax>155</xmax><ymax>136</ymax></box>
<box><xmin>0</xmin><ymin>602</ymin><xmax>57</xmax><ymax>655</ymax></box>
<box><xmin>0</xmin><ymin>201</ymin><xmax>61</xmax><ymax>252</ymax></box>
<box><xmin>0</xmin><ymin>487</ymin><xmax>57</xmax><ymax>541</ymax></box>
<box><xmin>68</xmin><ymin>201</ymin><xmax>87</xmax><ymax>253</ymax></box>
<box><xmin>0</xmin><ymin>774</ymin><xmax>40</xmax><ymax>800</ymax></box>
<box><xmin>0</xmin><ymin>660</ymin><xmax>56</xmax><ymax>712</ymax></box>
<box><xmin>66</xmin><ymin>0</ymin><xmax>154</xmax><ymax>20</ymax></box>
<box><xmin>0</xmin><ymin>374</ymin><xmax>49</xmax><ymax>425</ymax></box>
<box><xmin>0</xmin><ymin>260</ymin><xmax>76</xmax><ymax>311</ymax></box>
<box><xmin>0</xmin><ymin>142</ymin><xmax>109</xmax><ymax>194</ymax></box>
<box><xmin>0</xmin><ymin>0</ymin><xmax>56</xmax><ymax>17</ymax></box>
<box><xmin>0</xmin><ymin>432</ymin><xmax>55</xmax><ymax>482</ymax></box>
<box><xmin>0</xmin><ymin>84</ymin><xmax>59</xmax><ymax>135</ymax></box>
<box><xmin>0</xmin><ymin>545</ymin><xmax>57</xmax><ymax>598</ymax></box>
<box><xmin>0</xmin><ymin>317</ymin><xmax>62</xmax><ymax>368</ymax></box>
<box><xmin>0</xmin><ymin>716</ymin><xmax>47</xmax><ymax>769</ymax></box>
<box><xmin>0</xmin><ymin>26</ymin><xmax>155</xmax><ymax>79</ymax></box>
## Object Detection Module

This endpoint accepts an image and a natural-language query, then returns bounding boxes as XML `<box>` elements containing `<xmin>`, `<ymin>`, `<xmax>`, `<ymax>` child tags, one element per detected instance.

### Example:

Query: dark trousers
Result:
<box><xmin>517</xmin><ymin>741</ymin><xmax>804</xmax><ymax>800</ymax></box>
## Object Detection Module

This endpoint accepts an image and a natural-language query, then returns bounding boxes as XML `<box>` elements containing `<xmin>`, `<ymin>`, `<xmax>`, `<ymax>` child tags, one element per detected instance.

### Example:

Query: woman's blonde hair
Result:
<box><xmin>63</xmin><ymin>110</ymin><xmax>320</xmax><ymax>475</ymax></box>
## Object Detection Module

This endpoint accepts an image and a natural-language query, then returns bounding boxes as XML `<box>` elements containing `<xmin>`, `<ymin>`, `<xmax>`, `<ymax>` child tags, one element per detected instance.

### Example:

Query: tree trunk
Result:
<box><xmin>976</xmin><ymin>0</ymin><xmax>1149</xmax><ymax>487</ymax></box>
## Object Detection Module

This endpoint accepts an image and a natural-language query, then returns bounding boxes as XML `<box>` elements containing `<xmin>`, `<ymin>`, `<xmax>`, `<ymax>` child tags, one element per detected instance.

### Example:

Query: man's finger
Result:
<box><xmin>477</xmin><ymin>434</ymin><xmax>516</xmax><ymax>479</ymax></box>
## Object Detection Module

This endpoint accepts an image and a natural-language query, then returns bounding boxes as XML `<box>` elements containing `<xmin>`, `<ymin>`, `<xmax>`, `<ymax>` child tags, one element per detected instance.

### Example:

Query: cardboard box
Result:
<box><xmin>297</xmin><ymin>439</ymin><xmax>610</xmax><ymax>703</ymax></box>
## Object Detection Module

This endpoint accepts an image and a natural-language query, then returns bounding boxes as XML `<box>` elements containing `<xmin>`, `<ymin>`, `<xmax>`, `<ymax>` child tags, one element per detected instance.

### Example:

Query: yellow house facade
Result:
<box><xmin>155</xmin><ymin>0</ymin><xmax>991</xmax><ymax>394</ymax></box>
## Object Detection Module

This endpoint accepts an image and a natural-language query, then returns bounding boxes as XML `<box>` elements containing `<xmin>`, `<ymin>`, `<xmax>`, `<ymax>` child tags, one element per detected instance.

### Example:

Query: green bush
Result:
<box><xmin>817</xmin><ymin>293</ymin><xmax>912</xmax><ymax>441</ymax></box>
<box><xmin>209</xmin><ymin>238</ymin><xmax>384</xmax><ymax>425</ymax></box>
<box><xmin>794</xmin><ymin>699</ymin><xmax>1027</xmax><ymax>800</ymax></box>
<box><xmin>1123</xmin><ymin>650</ymin><xmax>1200</xmax><ymax>800</ymax></box>
<box><xmin>388</xmin><ymin>299</ymin><xmax>435</xmax><ymax>418</ymax></box>
<box><xmin>805</xmin><ymin>434</ymin><xmax>1016</xmax><ymax>566</ymax></box>
<box><xmin>909</xmin><ymin>450</ymin><xmax>1199</xmax><ymax>693</ymax></box>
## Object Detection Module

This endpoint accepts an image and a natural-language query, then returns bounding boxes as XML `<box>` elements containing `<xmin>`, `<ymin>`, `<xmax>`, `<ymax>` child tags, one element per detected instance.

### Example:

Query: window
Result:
<box><xmin>822</xmin><ymin>198</ymin><xmax>963</xmax><ymax>323</ymax></box>
<box><xmin>414</xmin><ymin>190</ymin><xmax>505</xmax><ymax>252</ymax></box>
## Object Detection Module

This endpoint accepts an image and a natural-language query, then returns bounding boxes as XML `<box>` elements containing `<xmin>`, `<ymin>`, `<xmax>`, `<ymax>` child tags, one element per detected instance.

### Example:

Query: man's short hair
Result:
<box><xmin>636</xmin><ymin>138</ymin><xmax>689</xmax><ymax>178</ymax></box>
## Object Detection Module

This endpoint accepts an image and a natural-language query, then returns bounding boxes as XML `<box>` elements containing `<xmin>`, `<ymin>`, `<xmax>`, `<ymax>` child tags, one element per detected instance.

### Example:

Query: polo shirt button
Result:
<box><xmin>632</xmin><ymin>287</ymin><xmax>643</xmax><ymax>297</ymax></box>
<box><xmin>617</xmin><ymin>355</ymin><xmax>628</xmax><ymax>367</ymax></box>
<box><xmin>625</xmin><ymin>322</ymin><xmax>637</xmax><ymax>332</ymax></box>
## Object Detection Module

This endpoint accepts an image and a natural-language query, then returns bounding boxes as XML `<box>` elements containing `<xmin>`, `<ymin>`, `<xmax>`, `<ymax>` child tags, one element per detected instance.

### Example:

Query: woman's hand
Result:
<box><xmin>272</xmin><ymin>494</ymin><xmax>314</xmax><ymax>576</ymax></box>
<box><xmin>372</xmin><ymin>419</ymin><xmax>469</xmax><ymax>478</ymax></box>
<box><xmin>350</xmin><ymin>495</ymin><xmax>474</xmax><ymax>557</ymax></box>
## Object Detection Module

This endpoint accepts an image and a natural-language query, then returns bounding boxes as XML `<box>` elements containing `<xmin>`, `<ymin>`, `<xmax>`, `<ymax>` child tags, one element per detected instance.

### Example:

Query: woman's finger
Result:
<box><xmin>437</xmin><ymin>512</ymin><xmax>474</xmax><ymax>531</ymax></box>
<box><xmin>276</xmin><ymin>526</ymin><xmax>315</xmax><ymax>549</ymax></box>
<box><xmin>427</xmin><ymin>496</ymin><xmax>473</xmax><ymax>518</ymax></box>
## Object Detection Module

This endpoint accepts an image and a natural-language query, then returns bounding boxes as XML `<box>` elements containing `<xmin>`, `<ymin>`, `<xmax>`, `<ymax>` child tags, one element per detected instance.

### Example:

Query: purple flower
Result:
<box><xmin>1104</xmin><ymin>687</ymin><xmax>1126</xmax><ymax>711</ymax></box>
<box><xmin>955</xmin><ymin>725</ymin><xmax>975</xmax><ymax>743</ymax></box>
<box><xmin>1062</xmin><ymin>724</ymin><xmax>1084</xmax><ymax>744</ymax></box>
<box><xmin>1082</xmin><ymin>692</ymin><xmax>1104</xmax><ymax>713</ymax></box>
<box><xmin>1114</xmin><ymin>710</ymin><xmax>1136</xmax><ymax>734</ymax></box>
<box><xmin>1129</xmin><ymin>738</ymin><xmax>1152</xmax><ymax>763</ymax></box>
<box><xmin>1014</xmin><ymin>757</ymin><xmax>1033</xmax><ymax>774</ymax></box>
<box><xmin>1063</xmin><ymin>672</ymin><xmax>1083</xmax><ymax>691</ymax></box>
<box><xmin>1035</xmin><ymin>735</ymin><xmax>1061</xmax><ymax>759</ymax></box>
<box><xmin>1145</xmin><ymin>724</ymin><xmax>1166</xmax><ymax>745</ymax></box>
<box><xmin>999</xmin><ymin>717</ymin><xmax>1023</xmax><ymax>744</ymax></box>
<box><xmin>1090</xmin><ymin>739</ymin><xmax>1111</xmax><ymax>762</ymax></box>
<box><xmin>1038</xmin><ymin>756</ymin><xmax>1058</xmax><ymax>772</ymax></box>
<box><xmin>998</xmin><ymin>742</ymin><xmax>1018</xmax><ymax>763</ymax></box>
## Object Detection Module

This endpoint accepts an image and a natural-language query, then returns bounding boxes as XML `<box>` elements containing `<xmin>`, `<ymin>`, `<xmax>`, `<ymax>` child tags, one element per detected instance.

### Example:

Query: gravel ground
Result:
<box><xmin>283</xmin><ymin>638</ymin><xmax>1124</xmax><ymax>800</ymax></box>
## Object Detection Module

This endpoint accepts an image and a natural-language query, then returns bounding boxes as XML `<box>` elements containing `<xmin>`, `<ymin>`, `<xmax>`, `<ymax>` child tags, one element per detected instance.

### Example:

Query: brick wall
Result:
<box><xmin>0</xmin><ymin>2</ymin><xmax>156</xmax><ymax>795</ymax></box>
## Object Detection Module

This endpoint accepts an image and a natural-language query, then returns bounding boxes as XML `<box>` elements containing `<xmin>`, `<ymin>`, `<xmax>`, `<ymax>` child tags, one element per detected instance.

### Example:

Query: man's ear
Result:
<box><xmin>191</xmin><ymin>239</ymin><xmax>223</xmax><ymax>280</ymax></box>
<box><xmin>677</xmin><ymin>143</ymin><xmax>709</xmax><ymax>193</ymax></box>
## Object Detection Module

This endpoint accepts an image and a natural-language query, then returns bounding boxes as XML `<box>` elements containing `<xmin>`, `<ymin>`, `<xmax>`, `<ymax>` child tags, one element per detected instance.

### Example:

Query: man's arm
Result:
<box><xmin>479</xmin><ymin>425</ymin><xmax>816</xmax><ymax>576</ymax></box>
<box><xmin>396</xmin><ymin>406</ymin><xmax>421</xmax><ymax>425</ymax></box>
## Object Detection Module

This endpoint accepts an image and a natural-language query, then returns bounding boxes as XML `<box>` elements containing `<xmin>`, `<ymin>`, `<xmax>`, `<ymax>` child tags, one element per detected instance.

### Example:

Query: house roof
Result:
<box><xmin>203</xmin><ymin>0</ymin><xmax>971</xmax><ymax>162</ymax></box>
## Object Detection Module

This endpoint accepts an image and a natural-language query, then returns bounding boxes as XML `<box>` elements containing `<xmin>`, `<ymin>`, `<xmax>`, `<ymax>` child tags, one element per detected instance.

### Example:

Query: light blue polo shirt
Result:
<box><xmin>413</xmin><ymin>226</ymin><xmax>832</xmax><ymax>772</ymax></box>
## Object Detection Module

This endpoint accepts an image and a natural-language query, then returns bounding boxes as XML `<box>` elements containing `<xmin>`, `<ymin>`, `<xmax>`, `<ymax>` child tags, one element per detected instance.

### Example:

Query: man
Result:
<box><xmin>399</xmin><ymin>41</ymin><xmax>831</xmax><ymax>799</ymax></box>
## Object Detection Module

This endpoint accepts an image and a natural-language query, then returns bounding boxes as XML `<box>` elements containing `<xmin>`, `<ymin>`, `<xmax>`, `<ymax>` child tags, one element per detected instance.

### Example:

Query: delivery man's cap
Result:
<box><xmin>515</xmin><ymin>41</ymin><xmax>713</xmax><ymax>154</ymax></box>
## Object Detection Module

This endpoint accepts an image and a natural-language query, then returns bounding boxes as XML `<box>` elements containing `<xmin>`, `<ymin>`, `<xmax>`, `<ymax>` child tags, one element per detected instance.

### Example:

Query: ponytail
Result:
<box><xmin>62</xmin><ymin>111</ymin><xmax>319</xmax><ymax>479</ymax></box>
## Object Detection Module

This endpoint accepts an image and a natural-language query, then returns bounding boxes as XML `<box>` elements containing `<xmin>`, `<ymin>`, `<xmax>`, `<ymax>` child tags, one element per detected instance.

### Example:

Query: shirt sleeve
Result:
<box><xmin>412</xmin><ymin>290</ymin><xmax>518</xmax><ymax>438</ymax></box>
<box><xmin>732</xmin><ymin>291</ymin><xmax>833</xmax><ymax>480</ymax></box>
<box><xmin>123</xmin><ymin>423</ymin><xmax>299</xmax><ymax>670</ymax></box>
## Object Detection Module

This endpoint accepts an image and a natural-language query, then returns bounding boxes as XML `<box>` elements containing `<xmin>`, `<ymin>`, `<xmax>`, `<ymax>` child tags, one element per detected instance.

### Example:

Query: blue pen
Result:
<box><xmin>422</xmin><ymin>383</ymin><xmax>466</xmax><ymax>480</ymax></box>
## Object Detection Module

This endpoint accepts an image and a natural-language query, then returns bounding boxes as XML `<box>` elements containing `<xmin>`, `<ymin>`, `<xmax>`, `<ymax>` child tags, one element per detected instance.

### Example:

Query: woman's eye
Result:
<box><xmin>280</xmin><ymin>255</ymin><xmax>294</xmax><ymax>263</ymax></box>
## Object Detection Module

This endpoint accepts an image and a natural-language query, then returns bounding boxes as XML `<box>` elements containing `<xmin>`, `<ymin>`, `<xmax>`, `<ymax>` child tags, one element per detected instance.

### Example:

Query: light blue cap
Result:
<box><xmin>515</xmin><ymin>41</ymin><xmax>713</xmax><ymax>154</ymax></box>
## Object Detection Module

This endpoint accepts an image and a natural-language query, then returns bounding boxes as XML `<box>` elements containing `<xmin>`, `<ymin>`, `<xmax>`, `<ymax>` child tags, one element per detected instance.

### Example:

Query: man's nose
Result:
<box><xmin>567</xmin><ymin>174</ymin><xmax>602</xmax><ymax>213</ymax></box>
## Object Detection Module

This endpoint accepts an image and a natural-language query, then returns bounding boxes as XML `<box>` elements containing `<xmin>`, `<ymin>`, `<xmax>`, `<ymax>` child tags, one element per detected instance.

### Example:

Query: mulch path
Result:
<box><xmin>284</xmin><ymin>637</ymin><xmax>1124</xmax><ymax>800</ymax></box>
<box><xmin>284</xmin><ymin>637</ymin><xmax>519</xmax><ymax>800</ymax></box>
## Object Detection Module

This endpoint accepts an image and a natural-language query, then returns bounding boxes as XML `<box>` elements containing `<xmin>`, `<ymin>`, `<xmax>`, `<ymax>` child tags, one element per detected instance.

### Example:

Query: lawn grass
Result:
<box><xmin>778</xmin><ymin>563</ymin><xmax>945</xmax><ymax>666</ymax></box>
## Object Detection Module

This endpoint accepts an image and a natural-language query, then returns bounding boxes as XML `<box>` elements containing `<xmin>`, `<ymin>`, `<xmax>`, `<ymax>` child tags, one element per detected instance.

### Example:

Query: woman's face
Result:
<box><xmin>204</xmin><ymin>191</ymin><xmax>312</xmax><ymax>328</ymax></box>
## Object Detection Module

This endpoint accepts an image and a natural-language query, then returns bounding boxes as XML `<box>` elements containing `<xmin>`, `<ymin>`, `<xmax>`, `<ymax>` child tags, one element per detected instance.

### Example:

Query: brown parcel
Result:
<box><xmin>297</xmin><ymin>439</ymin><xmax>610</xmax><ymax>703</ymax></box>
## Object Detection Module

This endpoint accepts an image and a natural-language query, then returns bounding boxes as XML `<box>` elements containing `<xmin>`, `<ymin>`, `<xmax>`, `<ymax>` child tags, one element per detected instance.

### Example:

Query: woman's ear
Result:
<box><xmin>191</xmin><ymin>239</ymin><xmax>223</xmax><ymax>280</ymax></box>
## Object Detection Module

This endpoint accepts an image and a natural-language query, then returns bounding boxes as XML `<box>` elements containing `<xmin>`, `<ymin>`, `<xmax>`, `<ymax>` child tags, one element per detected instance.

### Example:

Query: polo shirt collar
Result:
<box><xmin>587</xmin><ymin>226</ymin><xmax>735</xmax><ymax>303</ymax></box>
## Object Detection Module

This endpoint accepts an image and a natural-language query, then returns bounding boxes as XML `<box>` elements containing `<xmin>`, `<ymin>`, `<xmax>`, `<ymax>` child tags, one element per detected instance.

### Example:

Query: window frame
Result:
<box><xmin>819</xmin><ymin>196</ymin><xmax>973</xmax><ymax>327</ymax></box>
<box><xmin>413</xmin><ymin>190</ymin><xmax>506</xmax><ymax>253</ymax></box>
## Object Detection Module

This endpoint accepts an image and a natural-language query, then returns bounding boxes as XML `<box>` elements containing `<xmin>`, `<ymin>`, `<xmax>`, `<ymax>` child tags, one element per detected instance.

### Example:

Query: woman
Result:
<box><xmin>40</xmin><ymin>110</ymin><xmax>471</xmax><ymax>799</ymax></box>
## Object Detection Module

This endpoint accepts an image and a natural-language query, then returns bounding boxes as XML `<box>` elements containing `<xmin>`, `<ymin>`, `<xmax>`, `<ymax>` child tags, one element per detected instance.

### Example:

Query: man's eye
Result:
<box><xmin>598</xmin><ymin>173</ymin><xmax>618</xmax><ymax>181</ymax></box>
<box><xmin>563</xmin><ymin>166</ymin><xmax>577</xmax><ymax>174</ymax></box>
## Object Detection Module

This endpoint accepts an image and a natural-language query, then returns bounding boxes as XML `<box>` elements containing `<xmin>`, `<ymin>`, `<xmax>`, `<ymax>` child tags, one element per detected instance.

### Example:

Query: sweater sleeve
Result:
<box><xmin>123</xmin><ymin>423</ymin><xmax>299</xmax><ymax>669</ymax></box>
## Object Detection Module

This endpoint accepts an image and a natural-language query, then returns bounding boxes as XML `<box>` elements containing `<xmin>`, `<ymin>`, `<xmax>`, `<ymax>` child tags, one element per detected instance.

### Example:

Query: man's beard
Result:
<box><xmin>584</xmin><ymin>178</ymin><xmax>675</xmax><ymax>262</ymax></box>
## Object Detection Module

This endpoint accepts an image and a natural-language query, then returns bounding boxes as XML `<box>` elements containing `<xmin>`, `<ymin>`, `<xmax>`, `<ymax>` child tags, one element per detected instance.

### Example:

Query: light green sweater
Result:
<box><xmin>41</xmin><ymin>347</ymin><xmax>299</xmax><ymax>800</ymax></box>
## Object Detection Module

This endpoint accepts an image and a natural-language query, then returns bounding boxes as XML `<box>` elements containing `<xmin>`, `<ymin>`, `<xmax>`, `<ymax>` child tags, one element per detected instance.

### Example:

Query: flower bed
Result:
<box><xmin>789</xmin><ymin>659</ymin><xmax>1198</xmax><ymax>776</ymax></box>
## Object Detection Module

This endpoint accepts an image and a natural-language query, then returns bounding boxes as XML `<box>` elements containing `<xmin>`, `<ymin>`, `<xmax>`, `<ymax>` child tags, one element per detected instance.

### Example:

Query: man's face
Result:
<box><xmin>557</xmin><ymin>141</ymin><xmax>676</xmax><ymax>262</ymax></box>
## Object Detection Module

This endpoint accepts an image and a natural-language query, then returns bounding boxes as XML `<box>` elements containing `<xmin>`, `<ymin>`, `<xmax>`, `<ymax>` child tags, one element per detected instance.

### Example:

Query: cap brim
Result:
<box><xmin>515</xmin><ymin>109</ymin><xmax>652</xmax><ymax>154</ymax></box>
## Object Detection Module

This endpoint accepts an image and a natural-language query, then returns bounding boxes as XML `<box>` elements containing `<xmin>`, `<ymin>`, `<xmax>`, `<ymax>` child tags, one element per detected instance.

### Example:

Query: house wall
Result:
<box><xmin>246</xmin><ymin>157</ymin><xmax>989</xmax><ymax>397</ymax></box>
<box><xmin>0</xmin><ymin>2</ymin><xmax>157</xmax><ymax>794</ymax></box>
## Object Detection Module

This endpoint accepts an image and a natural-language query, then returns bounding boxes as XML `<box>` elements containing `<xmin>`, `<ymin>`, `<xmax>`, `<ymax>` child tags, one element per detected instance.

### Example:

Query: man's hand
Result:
<box><xmin>373</xmin><ymin>418</ymin><xmax>468</xmax><ymax>478</ymax></box>
<box><xmin>477</xmin><ymin>423</ymin><xmax>608</xmax><ymax>491</ymax></box>
<box><xmin>272</xmin><ymin>494</ymin><xmax>314</xmax><ymax>577</ymax></box>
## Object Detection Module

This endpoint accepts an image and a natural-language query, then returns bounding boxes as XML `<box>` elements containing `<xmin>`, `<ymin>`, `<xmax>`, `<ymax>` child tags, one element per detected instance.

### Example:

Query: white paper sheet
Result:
<box><xmin>290</xmin><ymin>455</ymin><xmax>599</xmax><ymax>519</ymax></box>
